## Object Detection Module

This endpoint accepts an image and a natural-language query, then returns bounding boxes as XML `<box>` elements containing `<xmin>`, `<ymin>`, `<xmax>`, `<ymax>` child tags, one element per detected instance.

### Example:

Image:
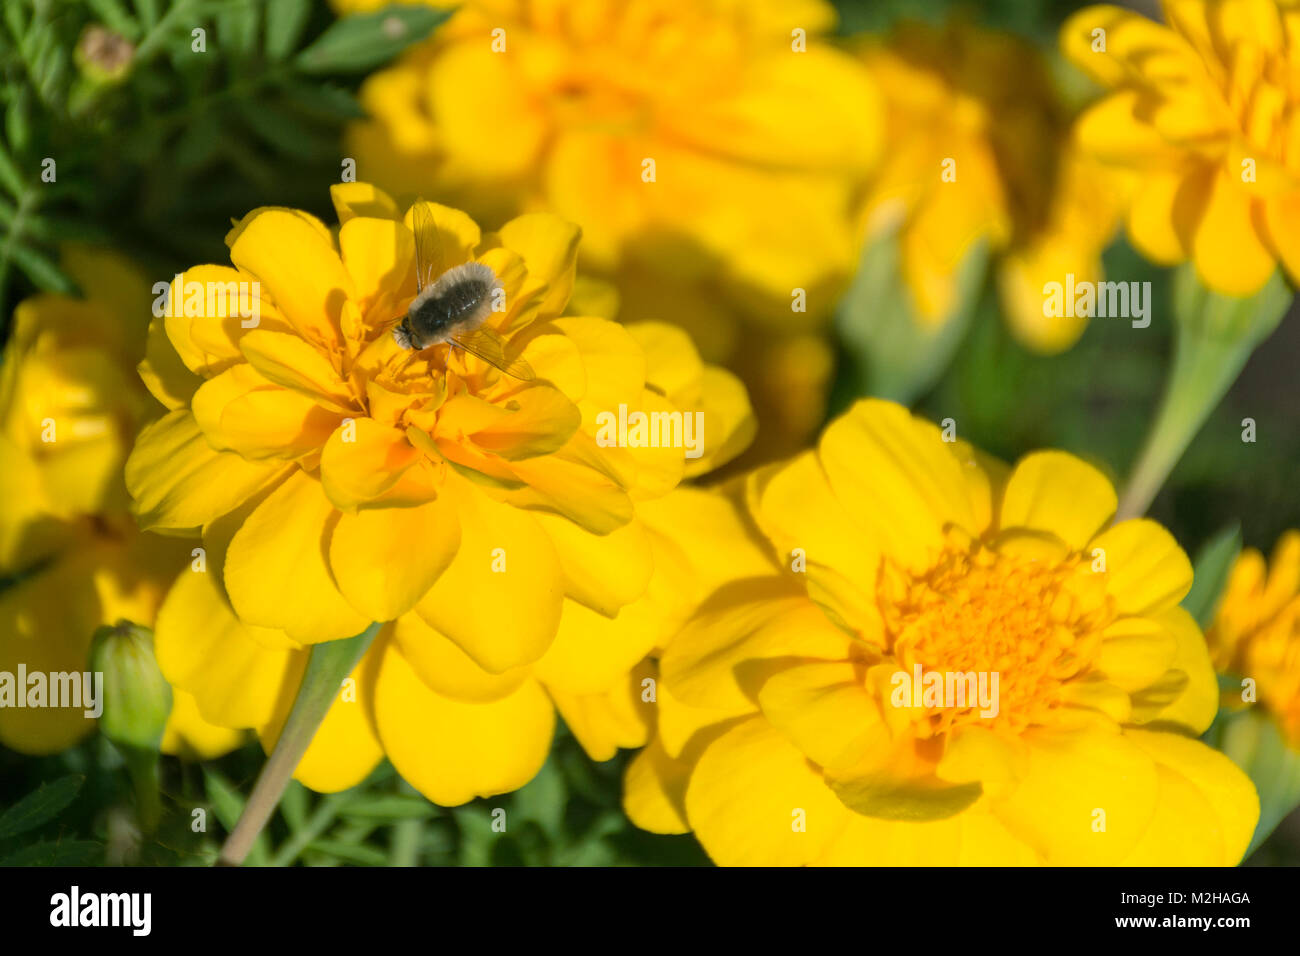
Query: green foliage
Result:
<box><xmin>0</xmin><ymin>773</ymin><xmax>84</xmax><ymax>840</ymax></box>
<box><xmin>0</xmin><ymin>0</ymin><xmax>444</xmax><ymax>325</ymax></box>
<box><xmin>1182</xmin><ymin>523</ymin><xmax>1242</xmax><ymax>629</ymax></box>
<box><xmin>0</xmin><ymin>774</ymin><xmax>102</xmax><ymax>865</ymax></box>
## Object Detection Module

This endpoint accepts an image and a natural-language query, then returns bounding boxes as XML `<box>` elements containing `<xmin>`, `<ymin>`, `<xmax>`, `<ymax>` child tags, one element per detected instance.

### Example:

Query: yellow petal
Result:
<box><xmin>533</xmin><ymin>596</ymin><xmax>660</xmax><ymax>696</ymax></box>
<box><xmin>373</xmin><ymin>638</ymin><xmax>554</xmax><ymax>805</ymax></box>
<box><xmin>330</xmin><ymin>182</ymin><xmax>399</xmax><ymax>224</ymax></box>
<box><xmin>1091</xmin><ymin>518</ymin><xmax>1193</xmax><ymax>615</ymax></box>
<box><xmin>817</xmin><ymin>400</ymin><xmax>984</xmax><ymax>570</ymax></box>
<box><xmin>163</xmin><ymin>265</ymin><xmax>292</xmax><ymax>377</ymax></box>
<box><xmin>623</xmin><ymin>736</ymin><xmax>693</xmax><ymax>834</ymax></box>
<box><xmin>531</xmin><ymin>512</ymin><xmax>653</xmax><ymax>616</ymax></box>
<box><xmin>1190</xmin><ymin>167</ymin><xmax>1276</xmax><ymax>296</ymax></box>
<box><xmin>426</xmin><ymin>41</ymin><xmax>547</xmax><ymax>180</ymax></box>
<box><xmin>1128</xmin><ymin>606</ymin><xmax>1218</xmax><ymax>733</ymax></box>
<box><xmin>0</xmin><ymin>548</ymin><xmax>104</xmax><ymax>754</ymax></box>
<box><xmin>548</xmin><ymin>661</ymin><xmax>656</xmax><ymax>761</ymax></box>
<box><xmin>685</xmin><ymin>717</ymin><xmax>852</xmax><ymax>866</ymax></box>
<box><xmin>1127</xmin><ymin>170</ymin><xmax>1192</xmax><ymax>265</ymax></box>
<box><xmin>1000</xmin><ymin>450</ymin><xmax>1117</xmax><ymax>549</ymax></box>
<box><xmin>338</xmin><ymin>216</ymin><xmax>416</xmax><ymax>321</ymax></box>
<box><xmin>161</xmin><ymin>690</ymin><xmax>246</xmax><ymax>760</ymax></box>
<box><xmin>319</xmin><ymin>416</ymin><xmax>425</xmax><ymax>512</ymax></box>
<box><xmin>495</xmin><ymin>213</ymin><xmax>581</xmax><ymax>319</ymax></box>
<box><xmin>224</xmin><ymin>470</ymin><xmax>371</xmax><ymax>643</ymax></box>
<box><xmin>329</xmin><ymin>494</ymin><xmax>460</xmax><ymax>622</ymax></box>
<box><xmin>662</xmin><ymin>584</ymin><xmax>850</xmax><ymax>712</ymax></box>
<box><xmin>756</xmin><ymin>660</ymin><xmax>882</xmax><ymax>769</ymax></box>
<box><xmin>750</xmin><ymin>450</ymin><xmax>882</xmax><ymax>636</ymax></box>
<box><xmin>155</xmin><ymin>560</ymin><xmax>302</xmax><ymax>729</ymax></box>
<box><xmin>991</xmin><ymin>723</ymin><xmax>1158</xmax><ymax>864</ymax></box>
<box><xmin>238</xmin><ymin>330</ymin><xmax>357</xmax><ymax>411</ymax></box>
<box><xmin>192</xmin><ymin>363</ymin><xmax>345</xmax><ymax>460</ymax></box>
<box><xmin>229</xmin><ymin>209</ymin><xmax>355</xmax><ymax>350</ymax></box>
<box><xmin>1097</xmin><ymin>615</ymin><xmax>1179</xmax><ymax>691</ymax></box>
<box><xmin>139</xmin><ymin>313</ymin><xmax>201</xmax><ymax>410</ymax></box>
<box><xmin>1120</xmin><ymin>728</ymin><xmax>1259</xmax><ymax>865</ymax></box>
<box><xmin>392</xmin><ymin>611</ymin><xmax>529</xmax><ymax>702</ymax></box>
<box><xmin>127</xmin><ymin>409</ymin><xmax>291</xmax><ymax>533</ymax></box>
<box><xmin>414</xmin><ymin>477</ymin><xmax>563</xmax><ymax>673</ymax></box>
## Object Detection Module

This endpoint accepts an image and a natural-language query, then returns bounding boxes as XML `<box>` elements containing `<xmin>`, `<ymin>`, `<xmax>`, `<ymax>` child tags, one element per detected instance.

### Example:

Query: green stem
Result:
<box><xmin>125</xmin><ymin>750</ymin><xmax>163</xmax><ymax>836</ymax></box>
<box><xmin>1116</xmin><ymin>267</ymin><xmax>1292</xmax><ymax>521</ymax></box>
<box><xmin>216</xmin><ymin>623</ymin><xmax>380</xmax><ymax>866</ymax></box>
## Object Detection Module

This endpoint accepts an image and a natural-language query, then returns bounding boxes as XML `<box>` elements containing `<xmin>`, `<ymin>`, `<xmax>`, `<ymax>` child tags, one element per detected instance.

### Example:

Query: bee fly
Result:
<box><xmin>392</xmin><ymin>199</ymin><xmax>535</xmax><ymax>381</ymax></box>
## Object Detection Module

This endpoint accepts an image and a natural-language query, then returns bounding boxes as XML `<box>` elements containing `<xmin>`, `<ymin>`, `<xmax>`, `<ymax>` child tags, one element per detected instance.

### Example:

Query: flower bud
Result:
<box><xmin>74</xmin><ymin>25</ymin><xmax>134</xmax><ymax>85</ymax></box>
<box><xmin>88</xmin><ymin>620</ymin><xmax>172</xmax><ymax>754</ymax></box>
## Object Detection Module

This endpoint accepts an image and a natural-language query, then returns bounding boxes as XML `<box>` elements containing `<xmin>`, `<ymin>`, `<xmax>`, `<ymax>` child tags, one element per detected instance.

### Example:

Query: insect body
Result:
<box><xmin>394</xmin><ymin>261</ymin><xmax>500</xmax><ymax>350</ymax></box>
<box><xmin>393</xmin><ymin>200</ymin><xmax>535</xmax><ymax>381</ymax></box>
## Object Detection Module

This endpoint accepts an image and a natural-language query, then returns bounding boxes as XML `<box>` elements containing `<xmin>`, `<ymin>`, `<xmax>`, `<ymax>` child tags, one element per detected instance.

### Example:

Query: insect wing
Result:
<box><xmin>410</xmin><ymin>198</ymin><xmax>445</xmax><ymax>292</ymax></box>
<box><xmin>449</xmin><ymin>327</ymin><xmax>536</xmax><ymax>381</ymax></box>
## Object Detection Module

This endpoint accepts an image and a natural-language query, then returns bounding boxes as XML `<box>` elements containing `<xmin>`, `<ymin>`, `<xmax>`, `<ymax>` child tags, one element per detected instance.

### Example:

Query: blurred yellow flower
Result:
<box><xmin>1063</xmin><ymin>1</ymin><xmax>1300</xmax><ymax>297</ymax></box>
<box><xmin>130</xmin><ymin>183</ymin><xmax>755</xmax><ymax>803</ymax></box>
<box><xmin>859</xmin><ymin>20</ymin><xmax>1127</xmax><ymax>353</ymax></box>
<box><xmin>0</xmin><ymin>247</ymin><xmax>242</xmax><ymax>759</ymax></box>
<box><xmin>344</xmin><ymin>0</ymin><xmax>881</xmax><ymax>457</ymax></box>
<box><xmin>1208</xmin><ymin>531</ymin><xmax>1300</xmax><ymax>746</ymax></box>
<box><xmin>625</xmin><ymin>399</ymin><xmax>1258</xmax><ymax>865</ymax></box>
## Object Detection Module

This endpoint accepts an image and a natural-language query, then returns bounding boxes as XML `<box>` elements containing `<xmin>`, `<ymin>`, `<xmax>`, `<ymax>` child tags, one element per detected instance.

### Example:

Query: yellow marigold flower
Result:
<box><xmin>342</xmin><ymin>0</ymin><xmax>880</xmax><ymax>456</ymax></box>
<box><xmin>1208</xmin><ymin>531</ymin><xmax>1300</xmax><ymax>745</ymax></box>
<box><xmin>859</xmin><ymin>20</ymin><xmax>1127</xmax><ymax>353</ymax></box>
<box><xmin>1062</xmin><ymin>1</ymin><xmax>1300</xmax><ymax>297</ymax></box>
<box><xmin>625</xmin><ymin>399</ymin><xmax>1259</xmax><ymax>865</ymax></box>
<box><xmin>0</xmin><ymin>248</ymin><xmax>242</xmax><ymax>759</ymax></box>
<box><xmin>129</xmin><ymin>183</ymin><xmax>754</xmax><ymax>803</ymax></box>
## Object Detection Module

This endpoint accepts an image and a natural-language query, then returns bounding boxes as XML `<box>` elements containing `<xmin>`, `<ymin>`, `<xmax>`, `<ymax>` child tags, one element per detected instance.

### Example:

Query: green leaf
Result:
<box><xmin>264</xmin><ymin>0</ymin><xmax>312</xmax><ymax>60</ymax></box>
<box><xmin>0</xmin><ymin>144</ymin><xmax>24</xmax><ymax>197</ymax></box>
<box><xmin>86</xmin><ymin>0</ymin><xmax>143</xmax><ymax>41</ymax></box>
<box><xmin>304</xmin><ymin>839</ymin><xmax>388</xmax><ymax>866</ymax></box>
<box><xmin>236</xmin><ymin>101</ymin><xmax>333</xmax><ymax>159</ymax></box>
<box><xmin>202</xmin><ymin>768</ymin><xmax>269</xmax><ymax>865</ymax></box>
<box><xmin>340</xmin><ymin>794</ymin><xmax>437</xmax><ymax>822</ymax></box>
<box><xmin>280</xmin><ymin>80</ymin><xmax>365</xmax><ymax>120</ymax></box>
<box><xmin>0</xmin><ymin>775</ymin><xmax>84</xmax><ymax>840</ymax></box>
<box><xmin>1182</xmin><ymin>523</ymin><xmax>1242</xmax><ymax>628</ymax></box>
<box><xmin>5</xmin><ymin>86</ymin><xmax>31</xmax><ymax>154</ymax></box>
<box><xmin>512</xmin><ymin>757</ymin><xmax>564</xmax><ymax>836</ymax></box>
<box><xmin>0</xmin><ymin>840</ymin><xmax>103</xmax><ymax>866</ymax></box>
<box><xmin>295</xmin><ymin>4</ymin><xmax>451</xmax><ymax>74</ymax></box>
<box><xmin>202</xmin><ymin>768</ymin><xmax>245</xmax><ymax>833</ymax></box>
<box><xmin>215</xmin><ymin>0</ymin><xmax>260</xmax><ymax>57</ymax></box>
<box><xmin>10</xmin><ymin>241</ymin><xmax>78</xmax><ymax>294</ymax></box>
<box><xmin>1213</xmin><ymin>708</ymin><xmax>1300</xmax><ymax>857</ymax></box>
<box><xmin>280</xmin><ymin>780</ymin><xmax>308</xmax><ymax>831</ymax></box>
<box><xmin>834</xmin><ymin>223</ymin><xmax>989</xmax><ymax>409</ymax></box>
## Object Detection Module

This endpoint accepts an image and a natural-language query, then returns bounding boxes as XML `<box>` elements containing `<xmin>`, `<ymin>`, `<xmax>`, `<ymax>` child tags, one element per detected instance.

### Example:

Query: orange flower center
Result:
<box><xmin>877</xmin><ymin>538</ymin><xmax>1112</xmax><ymax>733</ymax></box>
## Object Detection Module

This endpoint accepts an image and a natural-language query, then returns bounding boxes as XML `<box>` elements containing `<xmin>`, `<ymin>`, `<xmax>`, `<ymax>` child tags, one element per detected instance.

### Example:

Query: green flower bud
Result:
<box><xmin>88</xmin><ymin>621</ymin><xmax>172</xmax><ymax>755</ymax></box>
<box><xmin>74</xmin><ymin>25</ymin><xmax>135</xmax><ymax>86</ymax></box>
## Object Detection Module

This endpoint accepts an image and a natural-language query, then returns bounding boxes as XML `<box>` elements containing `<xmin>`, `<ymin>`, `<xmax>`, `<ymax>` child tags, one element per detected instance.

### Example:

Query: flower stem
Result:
<box><xmin>216</xmin><ymin>623</ymin><xmax>380</xmax><ymax>866</ymax></box>
<box><xmin>1116</xmin><ymin>267</ymin><xmax>1292</xmax><ymax>521</ymax></box>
